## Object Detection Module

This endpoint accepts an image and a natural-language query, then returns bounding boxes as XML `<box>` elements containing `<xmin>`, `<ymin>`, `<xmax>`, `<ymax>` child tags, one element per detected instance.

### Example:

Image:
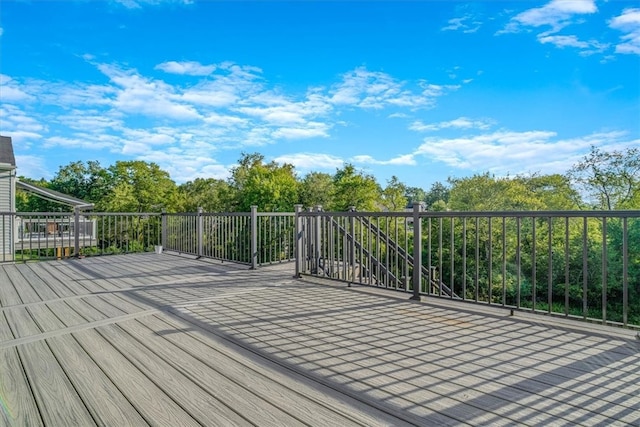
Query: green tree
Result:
<box><xmin>381</xmin><ymin>176</ymin><xmax>407</xmax><ymax>211</ymax></box>
<box><xmin>49</xmin><ymin>161</ymin><xmax>110</xmax><ymax>205</ymax></box>
<box><xmin>228</xmin><ymin>153</ymin><xmax>299</xmax><ymax>212</ymax></box>
<box><xmin>100</xmin><ymin>161</ymin><xmax>180</xmax><ymax>212</ymax></box>
<box><xmin>521</xmin><ymin>174</ymin><xmax>580</xmax><ymax>210</ymax></box>
<box><xmin>179</xmin><ymin>178</ymin><xmax>233</xmax><ymax>212</ymax></box>
<box><xmin>405</xmin><ymin>186</ymin><xmax>427</xmax><ymax>207</ymax></box>
<box><xmin>299</xmin><ymin>172</ymin><xmax>335</xmax><ymax>209</ymax></box>
<box><xmin>424</xmin><ymin>181</ymin><xmax>450</xmax><ymax>210</ymax></box>
<box><xmin>569</xmin><ymin>146</ymin><xmax>640</xmax><ymax>210</ymax></box>
<box><xmin>448</xmin><ymin>173</ymin><xmax>545</xmax><ymax>211</ymax></box>
<box><xmin>330</xmin><ymin>164</ymin><xmax>381</xmax><ymax>211</ymax></box>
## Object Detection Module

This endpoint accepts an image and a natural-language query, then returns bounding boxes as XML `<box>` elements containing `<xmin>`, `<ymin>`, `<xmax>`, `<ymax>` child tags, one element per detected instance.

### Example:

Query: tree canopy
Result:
<box><xmin>15</xmin><ymin>147</ymin><xmax>639</xmax><ymax>213</ymax></box>
<box><xmin>568</xmin><ymin>146</ymin><xmax>640</xmax><ymax>210</ymax></box>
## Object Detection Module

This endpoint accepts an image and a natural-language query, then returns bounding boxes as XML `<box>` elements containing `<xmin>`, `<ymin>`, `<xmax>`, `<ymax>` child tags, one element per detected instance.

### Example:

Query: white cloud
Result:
<box><xmin>538</xmin><ymin>34</ymin><xmax>589</xmax><ymax>48</ymax></box>
<box><xmin>16</xmin><ymin>155</ymin><xmax>50</xmax><ymax>179</ymax></box>
<box><xmin>1</xmin><ymin>104</ymin><xmax>46</xmax><ymax>134</ymax></box>
<box><xmin>180</xmin><ymin>63</ymin><xmax>263</xmax><ymax>107</ymax></box>
<box><xmin>498</xmin><ymin>0</ymin><xmax>610</xmax><ymax>56</ymax></box>
<box><xmin>271</xmin><ymin>123</ymin><xmax>330</xmax><ymax>140</ymax></box>
<box><xmin>56</xmin><ymin>111</ymin><xmax>122</xmax><ymax>131</ymax></box>
<box><xmin>44</xmin><ymin>134</ymin><xmax>121</xmax><ymax>151</ymax></box>
<box><xmin>238</xmin><ymin>96</ymin><xmax>330</xmax><ymax>128</ymax></box>
<box><xmin>2</xmin><ymin>131</ymin><xmax>43</xmax><ymax>147</ymax></box>
<box><xmin>272</xmin><ymin>153</ymin><xmax>344</xmax><ymax>170</ymax></box>
<box><xmin>202</xmin><ymin>112</ymin><xmax>248</xmax><ymax>127</ymax></box>
<box><xmin>414</xmin><ymin>129</ymin><xmax>633</xmax><ymax>174</ymax></box>
<box><xmin>609</xmin><ymin>8</ymin><xmax>640</xmax><ymax>55</ymax></box>
<box><xmin>155</xmin><ymin>61</ymin><xmax>216</xmax><ymax>76</ymax></box>
<box><xmin>113</xmin><ymin>0</ymin><xmax>193</xmax><ymax>9</ymax></box>
<box><xmin>121</xmin><ymin>128</ymin><xmax>176</xmax><ymax>145</ymax></box>
<box><xmin>330</xmin><ymin>66</ymin><xmax>457</xmax><ymax>110</ymax></box>
<box><xmin>3</xmin><ymin>61</ymin><xmax>468</xmax><ymax>183</ymax></box>
<box><xmin>136</xmin><ymin>149</ymin><xmax>229</xmax><ymax>182</ymax></box>
<box><xmin>98</xmin><ymin>64</ymin><xmax>202</xmax><ymax>121</ymax></box>
<box><xmin>181</xmin><ymin>89</ymin><xmax>237</xmax><ymax>107</ymax></box>
<box><xmin>442</xmin><ymin>15</ymin><xmax>481</xmax><ymax>33</ymax></box>
<box><xmin>537</xmin><ymin>34</ymin><xmax>609</xmax><ymax>54</ymax></box>
<box><xmin>410</xmin><ymin>117</ymin><xmax>494</xmax><ymax>132</ymax></box>
<box><xmin>505</xmin><ymin>0</ymin><xmax>597</xmax><ymax>33</ymax></box>
<box><xmin>0</xmin><ymin>75</ymin><xmax>35</xmax><ymax>102</ymax></box>
<box><xmin>388</xmin><ymin>113</ymin><xmax>409</xmax><ymax>119</ymax></box>
<box><xmin>352</xmin><ymin>154</ymin><xmax>416</xmax><ymax>166</ymax></box>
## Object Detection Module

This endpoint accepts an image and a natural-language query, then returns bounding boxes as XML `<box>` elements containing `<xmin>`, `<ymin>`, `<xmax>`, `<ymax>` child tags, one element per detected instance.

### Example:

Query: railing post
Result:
<box><xmin>313</xmin><ymin>205</ymin><xmax>322</xmax><ymax>274</ymax></box>
<box><xmin>410</xmin><ymin>203</ymin><xmax>423</xmax><ymax>301</ymax></box>
<box><xmin>294</xmin><ymin>204</ymin><xmax>303</xmax><ymax>278</ymax></box>
<box><xmin>250</xmin><ymin>205</ymin><xmax>258</xmax><ymax>269</ymax></box>
<box><xmin>197</xmin><ymin>207</ymin><xmax>203</xmax><ymax>258</ymax></box>
<box><xmin>73</xmin><ymin>207</ymin><xmax>80</xmax><ymax>257</ymax></box>
<box><xmin>349</xmin><ymin>206</ymin><xmax>356</xmax><ymax>286</ymax></box>
<box><xmin>161</xmin><ymin>209</ymin><xmax>167</xmax><ymax>250</ymax></box>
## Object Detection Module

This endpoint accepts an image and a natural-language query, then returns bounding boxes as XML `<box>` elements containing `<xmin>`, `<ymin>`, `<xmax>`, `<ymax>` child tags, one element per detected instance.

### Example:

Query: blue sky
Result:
<box><xmin>1</xmin><ymin>0</ymin><xmax>639</xmax><ymax>189</ymax></box>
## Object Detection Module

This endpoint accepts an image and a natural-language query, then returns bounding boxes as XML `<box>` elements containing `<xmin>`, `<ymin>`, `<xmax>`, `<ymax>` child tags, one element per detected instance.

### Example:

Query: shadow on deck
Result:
<box><xmin>1</xmin><ymin>253</ymin><xmax>638</xmax><ymax>426</ymax></box>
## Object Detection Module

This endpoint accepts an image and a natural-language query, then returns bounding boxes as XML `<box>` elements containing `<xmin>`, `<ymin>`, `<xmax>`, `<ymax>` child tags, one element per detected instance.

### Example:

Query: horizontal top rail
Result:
<box><xmin>164</xmin><ymin>212</ymin><xmax>250</xmax><ymax>217</ymax></box>
<box><xmin>1</xmin><ymin>211</ymin><xmax>163</xmax><ymax>217</ymax></box>
<box><xmin>257</xmin><ymin>212</ymin><xmax>295</xmax><ymax>217</ymax></box>
<box><xmin>6</xmin><ymin>210</ymin><xmax>639</xmax><ymax>218</ymax></box>
<box><xmin>299</xmin><ymin>210</ymin><xmax>640</xmax><ymax>218</ymax></box>
<box><xmin>89</xmin><ymin>212</ymin><xmax>162</xmax><ymax>217</ymax></box>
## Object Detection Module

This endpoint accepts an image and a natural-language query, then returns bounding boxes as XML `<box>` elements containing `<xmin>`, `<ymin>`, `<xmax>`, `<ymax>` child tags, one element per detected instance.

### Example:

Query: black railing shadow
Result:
<box><xmin>61</xmin><ymin>254</ymin><xmax>640</xmax><ymax>426</ymax></box>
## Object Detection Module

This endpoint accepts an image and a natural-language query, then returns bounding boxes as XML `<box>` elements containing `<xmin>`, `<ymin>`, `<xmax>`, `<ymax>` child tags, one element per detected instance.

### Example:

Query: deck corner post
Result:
<box><xmin>294</xmin><ymin>204</ymin><xmax>303</xmax><ymax>278</ymax></box>
<box><xmin>197</xmin><ymin>207</ymin><xmax>204</xmax><ymax>258</ymax></box>
<box><xmin>410</xmin><ymin>202</ymin><xmax>424</xmax><ymax>301</ymax></box>
<box><xmin>73</xmin><ymin>207</ymin><xmax>81</xmax><ymax>257</ymax></box>
<box><xmin>250</xmin><ymin>205</ymin><xmax>258</xmax><ymax>269</ymax></box>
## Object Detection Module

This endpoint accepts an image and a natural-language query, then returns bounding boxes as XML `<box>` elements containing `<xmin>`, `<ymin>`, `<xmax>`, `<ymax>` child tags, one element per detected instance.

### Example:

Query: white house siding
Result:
<box><xmin>0</xmin><ymin>169</ymin><xmax>15</xmax><ymax>262</ymax></box>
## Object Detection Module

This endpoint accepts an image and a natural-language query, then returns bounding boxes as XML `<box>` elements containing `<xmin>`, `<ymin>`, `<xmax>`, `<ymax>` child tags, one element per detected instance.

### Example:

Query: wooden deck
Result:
<box><xmin>0</xmin><ymin>253</ymin><xmax>638</xmax><ymax>426</ymax></box>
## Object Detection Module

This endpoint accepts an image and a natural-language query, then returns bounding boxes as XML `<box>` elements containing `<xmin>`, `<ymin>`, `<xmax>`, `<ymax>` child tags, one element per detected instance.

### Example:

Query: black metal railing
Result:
<box><xmin>161</xmin><ymin>207</ymin><xmax>295</xmax><ymax>267</ymax></box>
<box><xmin>296</xmin><ymin>206</ymin><xmax>640</xmax><ymax>329</ymax></box>
<box><xmin>1</xmin><ymin>207</ymin><xmax>295</xmax><ymax>266</ymax></box>
<box><xmin>4</xmin><ymin>206</ymin><xmax>637</xmax><ymax>329</ymax></box>
<box><xmin>0</xmin><ymin>210</ymin><xmax>162</xmax><ymax>262</ymax></box>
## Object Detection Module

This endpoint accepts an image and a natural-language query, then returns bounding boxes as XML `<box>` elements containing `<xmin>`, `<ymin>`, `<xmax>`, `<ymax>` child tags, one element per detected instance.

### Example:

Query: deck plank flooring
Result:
<box><xmin>1</xmin><ymin>253</ymin><xmax>639</xmax><ymax>427</ymax></box>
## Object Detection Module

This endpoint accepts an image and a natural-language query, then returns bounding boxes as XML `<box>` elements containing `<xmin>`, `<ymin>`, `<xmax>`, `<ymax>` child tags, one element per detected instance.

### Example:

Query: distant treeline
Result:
<box><xmin>17</xmin><ymin>146</ymin><xmax>639</xmax><ymax>213</ymax></box>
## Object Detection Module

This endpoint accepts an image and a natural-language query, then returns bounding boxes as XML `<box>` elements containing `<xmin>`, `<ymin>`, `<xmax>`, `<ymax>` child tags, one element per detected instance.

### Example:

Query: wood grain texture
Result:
<box><xmin>0</xmin><ymin>267</ymin><xmax>24</xmax><ymax>307</ymax></box>
<box><xmin>23</xmin><ymin>263</ymin><xmax>80</xmax><ymax>298</ymax></box>
<box><xmin>71</xmin><ymin>327</ymin><xmax>203</xmax><ymax>427</ymax></box>
<box><xmin>5</xmin><ymin>308</ymin><xmax>96</xmax><ymax>426</ymax></box>
<box><xmin>0</xmin><ymin>313</ymin><xmax>42</xmax><ymax>427</ymax></box>
<box><xmin>14</xmin><ymin>264</ymin><xmax>61</xmax><ymax>301</ymax></box>
<box><xmin>0</xmin><ymin>348</ymin><xmax>44</xmax><ymax>427</ymax></box>
<box><xmin>2</xmin><ymin>265</ymin><xmax>44</xmax><ymax>304</ymax></box>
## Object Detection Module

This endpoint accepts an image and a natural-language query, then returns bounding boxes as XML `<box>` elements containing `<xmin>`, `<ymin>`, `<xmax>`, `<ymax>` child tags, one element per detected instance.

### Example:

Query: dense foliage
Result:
<box><xmin>16</xmin><ymin>147</ymin><xmax>639</xmax><ymax>213</ymax></box>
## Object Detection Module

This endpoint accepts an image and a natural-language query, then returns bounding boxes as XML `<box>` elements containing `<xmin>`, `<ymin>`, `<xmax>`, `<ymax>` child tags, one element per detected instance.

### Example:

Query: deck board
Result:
<box><xmin>1</xmin><ymin>253</ymin><xmax>639</xmax><ymax>427</ymax></box>
<box><xmin>0</xmin><ymin>267</ymin><xmax>23</xmax><ymax>307</ymax></box>
<box><xmin>0</xmin><ymin>311</ymin><xmax>43</xmax><ymax>427</ymax></box>
<box><xmin>25</xmin><ymin>303</ymin><xmax>149</xmax><ymax>426</ymax></box>
<box><xmin>133</xmin><ymin>314</ymin><xmax>383</xmax><ymax>427</ymax></box>
<box><xmin>5</xmin><ymin>306</ymin><xmax>97</xmax><ymax>426</ymax></box>
<box><xmin>24</xmin><ymin>263</ymin><xmax>86</xmax><ymax>298</ymax></box>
